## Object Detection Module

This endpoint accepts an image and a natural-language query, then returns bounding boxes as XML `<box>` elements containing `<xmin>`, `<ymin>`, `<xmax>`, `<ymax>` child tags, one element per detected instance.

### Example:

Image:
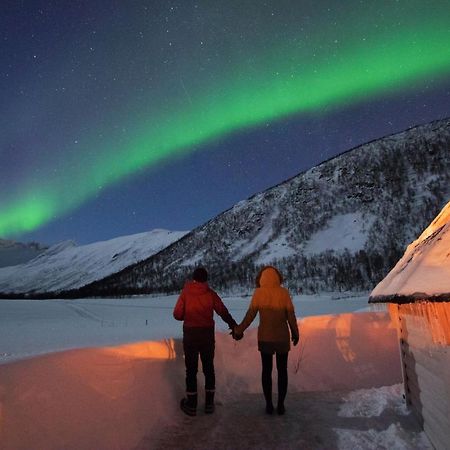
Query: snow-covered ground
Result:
<box><xmin>0</xmin><ymin>293</ymin><xmax>369</xmax><ymax>363</ymax></box>
<box><xmin>155</xmin><ymin>384</ymin><xmax>430</xmax><ymax>450</ymax></box>
<box><xmin>0</xmin><ymin>294</ymin><xmax>430</xmax><ymax>449</ymax></box>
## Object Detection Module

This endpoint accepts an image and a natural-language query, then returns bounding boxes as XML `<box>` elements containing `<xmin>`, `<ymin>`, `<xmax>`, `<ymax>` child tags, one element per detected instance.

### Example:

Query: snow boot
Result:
<box><xmin>180</xmin><ymin>393</ymin><xmax>197</xmax><ymax>416</ymax></box>
<box><xmin>265</xmin><ymin>401</ymin><xmax>274</xmax><ymax>415</ymax></box>
<box><xmin>277</xmin><ymin>402</ymin><xmax>285</xmax><ymax>415</ymax></box>
<box><xmin>205</xmin><ymin>390</ymin><xmax>215</xmax><ymax>414</ymax></box>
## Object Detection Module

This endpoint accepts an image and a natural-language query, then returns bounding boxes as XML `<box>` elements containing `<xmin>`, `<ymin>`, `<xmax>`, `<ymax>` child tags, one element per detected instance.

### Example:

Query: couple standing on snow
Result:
<box><xmin>173</xmin><ymin>266</ymin><xmax>299</xmax><ymax>417</ymax></box>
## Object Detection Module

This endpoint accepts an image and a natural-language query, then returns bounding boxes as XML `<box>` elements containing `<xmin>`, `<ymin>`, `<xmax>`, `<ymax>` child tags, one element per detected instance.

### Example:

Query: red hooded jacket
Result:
<box><xmin>173</xmin><ymin>281</ymin><xmax>236</xmax><ymax>329</ymax></box>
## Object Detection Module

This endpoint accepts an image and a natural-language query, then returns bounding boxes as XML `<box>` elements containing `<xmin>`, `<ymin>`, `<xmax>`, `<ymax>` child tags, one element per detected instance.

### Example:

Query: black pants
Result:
<box><xmin>183</xmin><ymin>327</ymin><xmax>215</xmax><ymax>394</ymax></box>
<box><xmin>260</xmin><ymin>352</ymin><xmax>288</xmax><ymax>405</ymax></box>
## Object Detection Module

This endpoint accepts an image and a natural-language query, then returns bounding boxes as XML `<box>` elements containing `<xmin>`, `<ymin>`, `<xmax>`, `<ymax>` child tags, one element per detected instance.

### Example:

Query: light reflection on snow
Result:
<box><xmin>335</xmin><ymin>313</ymin><xmax>357</xmax><ymax>362</ymax></box>
<box><xmin>101</xmin><ymin>338</ymin><xmax>176</xmax><ymax>360</ymax></box>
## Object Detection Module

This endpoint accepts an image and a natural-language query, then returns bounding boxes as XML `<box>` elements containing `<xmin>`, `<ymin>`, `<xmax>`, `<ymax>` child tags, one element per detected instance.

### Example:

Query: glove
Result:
<box><xmin>292</xmin><ymin>336</ymin><xmax>299</xmax><ymax>346</ymax></box>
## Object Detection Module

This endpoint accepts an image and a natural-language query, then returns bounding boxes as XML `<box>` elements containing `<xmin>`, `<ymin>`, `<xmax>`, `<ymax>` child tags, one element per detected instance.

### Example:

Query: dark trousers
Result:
<box><xmin>260</xmin><ymin>352</ymin><xmax>288</xmax><ymax>406</ymax></box>
<box><xmin>183</xmin><ymin>327</ymin><xmax>215</xmax><ymax>394</ymax></box>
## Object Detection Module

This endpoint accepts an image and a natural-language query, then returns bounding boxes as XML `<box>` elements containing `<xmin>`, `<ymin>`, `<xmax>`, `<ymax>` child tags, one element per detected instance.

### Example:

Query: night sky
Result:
<box><xmin>1</xmin><ymin>0</ymin><xmax>449</xmax><ymax>245</ymax></box>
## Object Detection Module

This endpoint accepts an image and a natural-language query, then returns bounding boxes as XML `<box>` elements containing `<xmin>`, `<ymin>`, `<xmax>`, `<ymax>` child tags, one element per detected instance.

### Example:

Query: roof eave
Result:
<box><xmin>369</xmin><ymin>293</ymin><xmax>450</xmax><ymax>305</ymax></box>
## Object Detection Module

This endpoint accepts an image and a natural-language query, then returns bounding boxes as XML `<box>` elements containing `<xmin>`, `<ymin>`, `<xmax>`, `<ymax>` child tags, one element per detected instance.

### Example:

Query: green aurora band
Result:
<box><xmin>2</xmin><ymin>13</ymin><xmax>450</xmax><ymax>236</ymax></box>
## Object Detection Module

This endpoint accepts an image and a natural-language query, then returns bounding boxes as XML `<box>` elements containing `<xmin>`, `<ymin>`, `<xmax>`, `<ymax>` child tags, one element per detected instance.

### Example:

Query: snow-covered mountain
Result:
<box><xmin>0</xmin><ymin>239</ymin><xmax>48</xmax><ymax>268</ymax></box>
<box><xmin>0</xmin><ymin>229</ymin><xmax>187</xmax><ymax>294</ymax></box>
<box><xmin>71</xmin><ymin>118</ymin><xmax>449</xmax><ymax>297</ymax></box>
<box><xmin>370</xmin><ymin>200</ymin><xmax>450</xmax><ymax>301</ymax></box>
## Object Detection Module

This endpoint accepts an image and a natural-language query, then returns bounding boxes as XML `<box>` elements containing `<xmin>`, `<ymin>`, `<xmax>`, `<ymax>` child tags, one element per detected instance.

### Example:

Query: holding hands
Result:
<box><xmin>231</xmin><ymin>326</ymin><xmax>244</xmax><ymax>341</ymax></box>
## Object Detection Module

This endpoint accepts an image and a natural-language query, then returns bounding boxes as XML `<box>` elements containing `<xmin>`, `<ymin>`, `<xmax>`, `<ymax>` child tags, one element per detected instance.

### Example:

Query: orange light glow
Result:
<box><xmin>335</xmin><ymin>314</ymin><xmax>357</xmax><ymax>362</ymax></box>
<box><xmin>54</xmin><ymin>339</ymin><xmax>179</xmax><ymax>401</ymax></box>
<box><xmin>102</xmin><ymin>339</ymin><xmax>177</xmax><ymax>360</ymax></box>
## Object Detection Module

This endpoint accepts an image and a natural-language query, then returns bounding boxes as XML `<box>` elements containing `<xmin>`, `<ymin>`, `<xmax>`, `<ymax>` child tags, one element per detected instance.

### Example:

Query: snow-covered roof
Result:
<box><xmin>370</xmin><ymin>200</ymin><xmax>450</xmax><ymax>304</ymax></box>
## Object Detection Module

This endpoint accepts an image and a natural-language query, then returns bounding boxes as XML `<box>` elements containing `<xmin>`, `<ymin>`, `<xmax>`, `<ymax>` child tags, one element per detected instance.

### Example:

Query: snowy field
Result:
<box><xmin>0</xmin><ymin>292</ymin><xmax>370</xmax><ymax>363</ymax></box>
<box><xmin>0</xmin><ymin>293</ymin><xmax>431</xmax><ymax>449</ymax></box>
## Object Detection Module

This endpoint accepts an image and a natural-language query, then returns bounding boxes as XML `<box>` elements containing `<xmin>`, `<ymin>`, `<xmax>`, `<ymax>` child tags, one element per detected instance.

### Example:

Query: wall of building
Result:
<box><xmin>394</xmin><ymin>302</ymin><xmax>450</xmax><ymax>450</ymax></box>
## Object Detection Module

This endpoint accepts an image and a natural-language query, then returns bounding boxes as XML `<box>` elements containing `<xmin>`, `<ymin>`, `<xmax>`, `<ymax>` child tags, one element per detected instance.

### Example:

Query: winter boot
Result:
<box><xmin>205</xmin><ymin>390</ymin><xmax>215</xmax><ymax>414</ymax></box>
<box><xmin>277</xmin><ymin>401</ymin><xmax>285</xmax><ymax>415</ymax></box>
<box><xmin>265</xmin><ymin>401</ymin><xmax>274</xmax><ymax>415</ymax></box>
<box><xmin>180</xmin><ymin>393</ymin><xmax>197</xmax><ymax>416</ymax></box>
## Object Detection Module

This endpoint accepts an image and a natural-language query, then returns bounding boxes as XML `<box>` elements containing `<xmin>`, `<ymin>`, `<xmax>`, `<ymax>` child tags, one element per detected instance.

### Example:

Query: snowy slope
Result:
<box><xmin>303</xmin><ymin>212</ymin><xmax>375</xmax><ymax>256</ymax></box>
<box><xmin>0</xmin><ymin>229</ymin><xmax>187</xmax><ymax>294</ymax></box>
<box><xmin>371</xmin><ymin>200</ymin><xmax>450</xmax><ymax>299</ymax></box>
<box><xmin>75</xmin><ymin>118</ymin><xmax>449</xmax><ymax>296</ymax></box>
<box><xmin>0</xmin><ymin>239</ymin><xmax>47</xmax><ymax>268</ymax></box>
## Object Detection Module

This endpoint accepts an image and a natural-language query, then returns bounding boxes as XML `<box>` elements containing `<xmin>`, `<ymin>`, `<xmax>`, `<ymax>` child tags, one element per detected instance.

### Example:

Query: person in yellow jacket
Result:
<box><xmin>234</xmin><ymin>266</ymin><xmax>299</xmax><ymax>415</ymax></box>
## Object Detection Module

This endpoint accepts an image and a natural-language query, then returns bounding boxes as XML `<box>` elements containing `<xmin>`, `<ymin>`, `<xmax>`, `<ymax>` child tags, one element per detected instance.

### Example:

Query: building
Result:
<box><xmin>369</xmin><ymin>201</ymin><xmax>450</xmax><ymax>450</ymax></box>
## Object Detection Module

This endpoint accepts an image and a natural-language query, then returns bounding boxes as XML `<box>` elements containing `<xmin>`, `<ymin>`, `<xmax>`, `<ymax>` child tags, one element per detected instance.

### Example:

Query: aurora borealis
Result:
<box><xmin>1</xmin><ymin>1</ymin><xmax>450</xmax><ymax>243</ymax></box>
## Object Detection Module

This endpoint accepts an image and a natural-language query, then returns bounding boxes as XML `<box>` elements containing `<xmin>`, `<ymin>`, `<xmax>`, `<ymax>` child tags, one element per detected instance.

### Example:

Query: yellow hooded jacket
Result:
<box><xmin>236</xmin><ymin>267</ymin><xmax>299</xmax><ymax>353</ymax></box>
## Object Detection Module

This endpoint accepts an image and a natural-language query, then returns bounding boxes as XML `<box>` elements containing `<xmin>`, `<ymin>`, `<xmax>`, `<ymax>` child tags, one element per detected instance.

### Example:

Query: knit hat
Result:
<box><xmin>192</xmin><ymin>267</ymin><xmax>208</xmax><ymax>282</ymax></box>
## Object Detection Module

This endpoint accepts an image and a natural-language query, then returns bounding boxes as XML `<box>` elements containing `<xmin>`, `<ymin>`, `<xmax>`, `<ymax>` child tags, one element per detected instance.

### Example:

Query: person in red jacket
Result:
<box><xmin>173</xmin><ymin>267</ymin><xmax>238</xmax><ymax>416</ymax></box>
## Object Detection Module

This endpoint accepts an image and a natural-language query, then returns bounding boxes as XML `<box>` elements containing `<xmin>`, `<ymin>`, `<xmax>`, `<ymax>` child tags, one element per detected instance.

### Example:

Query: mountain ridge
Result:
<box><xmin>1</xmin><ymin>117</ymin><xmax>449</xmax><ymax>298</ymax></box>
<box><xmin>66</xmin><ymin>117</ymin><xmax>449</xmax><ymax>297</ymax></box>
<box><xmin>0</xmin><ymin>229</ymin><xmax>187</xmax><ymax>295</ymax></box>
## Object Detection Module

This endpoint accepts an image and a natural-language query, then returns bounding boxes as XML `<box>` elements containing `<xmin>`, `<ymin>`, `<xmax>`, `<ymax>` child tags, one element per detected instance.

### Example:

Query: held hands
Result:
<box><xmin>292</xmin><ymin>335</ymin><xmax>299</xmax><ymax>346</ymax></box>
<box><xmin>230</xmin><ymin>327</ymin><xmax>244</xmax><ymax>341</ymax></box>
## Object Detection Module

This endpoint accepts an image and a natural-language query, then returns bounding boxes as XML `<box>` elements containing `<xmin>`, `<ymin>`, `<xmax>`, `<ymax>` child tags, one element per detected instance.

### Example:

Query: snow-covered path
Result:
<box><xmin>151</xmin><ymin>389</ymin><xmax>429</xmax><ymax>450</ymax></box>
<box><xmin>0</xmin><ymin>310</ymin><xmax>431</xmax><ymax>450</ymax></box>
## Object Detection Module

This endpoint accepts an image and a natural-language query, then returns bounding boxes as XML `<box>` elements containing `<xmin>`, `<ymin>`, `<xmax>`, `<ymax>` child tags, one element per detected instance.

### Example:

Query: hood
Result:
<box><xmin>184</xmin><ymin>280</ymin><xmax>210</xmax><ymax>295</ymax></box>
<box><xmin>258</xmin><ymin>267</ymin><xmax>282</xmax><ymax>288</ymax></box>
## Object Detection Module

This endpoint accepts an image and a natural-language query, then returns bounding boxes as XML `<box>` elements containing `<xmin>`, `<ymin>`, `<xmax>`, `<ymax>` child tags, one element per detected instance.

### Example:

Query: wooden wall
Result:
<box><xmin>395</xmin><ymin>302</ymin><xmax>450</xmax><ymax>450</ymax></box>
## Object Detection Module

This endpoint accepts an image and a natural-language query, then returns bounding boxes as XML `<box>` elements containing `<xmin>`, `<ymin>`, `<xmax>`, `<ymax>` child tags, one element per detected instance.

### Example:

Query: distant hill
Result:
<box><xmin>70</xmin><ymin>118</ymin><xmax>449</xmax><ymax>298</ymax></box>
<box><xmin>0</xmin><ymin>229</ymin><xmax>187</xmax><ymax>295</ymax></box>
<box><xmin>0</xmin><ymin>239</ymin><xmax>48</xmax><ymax>268</ymax></box>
